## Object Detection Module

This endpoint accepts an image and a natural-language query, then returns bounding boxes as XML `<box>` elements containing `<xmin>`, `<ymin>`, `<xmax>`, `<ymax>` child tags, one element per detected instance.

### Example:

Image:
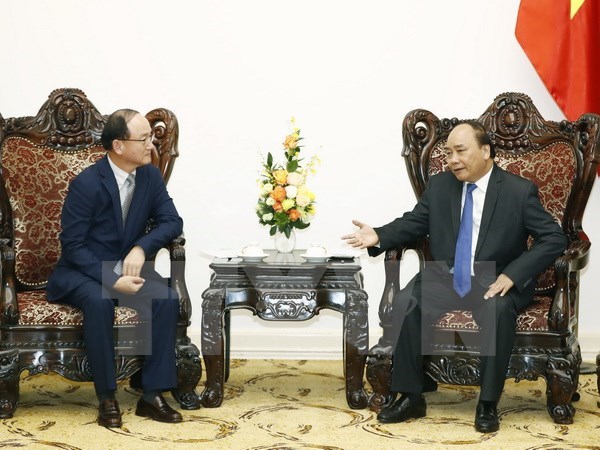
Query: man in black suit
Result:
<box><xmin>47</xmin><ymin>109</ymin><xmax>184</xmax><ymax>427</ymax></box>
<box><xmin>342</xmin><ymin>121</ymin><xmax>566</xmax><ymax>432</ymax></box>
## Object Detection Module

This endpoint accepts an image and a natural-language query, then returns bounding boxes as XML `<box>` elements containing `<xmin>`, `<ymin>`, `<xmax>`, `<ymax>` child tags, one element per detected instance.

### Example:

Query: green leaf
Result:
<box><xmin>294</xmin><ymin>221</ymin><xmax>310</xmax><ymax>229</ymax></box>
<box><xmin>270</xmin><ymin>226</ymin><xmax>277</xmax><ymax>236</ymax></box>
<box><xmin>284</xmin><ymin>227</ymin><xmax>291</xmax><ymax>239</ymax></box>
<box><xmin>286</xmin><ymin>160</ymin><xmax>298</xmax><ymax>172</ymax></box>
<box><xmin>267</xmin><ymin>152</ymin><xmax>273</xmax><ymax>168</ymax></box>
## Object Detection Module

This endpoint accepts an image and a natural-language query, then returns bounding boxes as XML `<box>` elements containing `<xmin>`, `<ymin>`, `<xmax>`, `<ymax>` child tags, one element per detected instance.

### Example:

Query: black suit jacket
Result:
<box><xmin>370</xmin><ymin>164</ymin><xmax>567</xmax><ymax>310</ymax></box>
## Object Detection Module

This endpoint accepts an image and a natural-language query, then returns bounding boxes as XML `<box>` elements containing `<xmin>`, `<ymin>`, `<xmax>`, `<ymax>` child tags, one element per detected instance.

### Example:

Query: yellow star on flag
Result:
<box><xmin>571</xmin><ymin>0</ymin><xmax>586</xmax><ymax>19</ymax></box>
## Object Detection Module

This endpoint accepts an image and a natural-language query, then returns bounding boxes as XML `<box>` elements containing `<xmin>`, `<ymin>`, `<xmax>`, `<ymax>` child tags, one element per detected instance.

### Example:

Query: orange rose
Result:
<box><xmin>273</xmin><ymin>201</ymin><xmax>283</xmax><ymax>212</ymax></box>
<box><xmin>288</xmin><ymin>209</ymin><xmax>301</xmax><ymax>221</ymax></box>
<box><xmin>283</xmin><ymin>134</ymin><xmax>298</xmax><ymax>149</ymax></box>
<box><xmin>272</xmin><ymin>169</ymin><xmax>288</xmax><ymax>185</ymax></box>
<box><xmin>269</xmin><ymin>186</ymin><xmax>286</xmax><ymax>202</ymax></box>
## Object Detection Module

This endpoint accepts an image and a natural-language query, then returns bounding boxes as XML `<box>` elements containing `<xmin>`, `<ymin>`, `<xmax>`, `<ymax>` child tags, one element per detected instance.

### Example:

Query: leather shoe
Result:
<box><xmin>135</xmin><ymin>395</ymin><xmax>183</xmax><ymax>423</ymax></box>
<box><xmin>98</xmin><ymin>399</ymin><xmax>122</xmax><ymax>428</ymax></box>
<box><xmin>475</xmin><ymin>401</ymin><xmax>499</xmax><ymax>433</ymax></box>
<box><xmin>377</xmin><ymin>394</ymin><xmax>427</xmax><ymax>423</ymax></box>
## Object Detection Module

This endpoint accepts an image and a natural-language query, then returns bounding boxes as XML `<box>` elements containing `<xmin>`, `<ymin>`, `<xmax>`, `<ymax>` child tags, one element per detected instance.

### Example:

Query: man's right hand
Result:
<box><xmin>113</xmin><ymin>276</ymin><xmax>145</xmax><ymax>295</ymax></box>
<box><xmin>341</xmin><ymin>219</ymin><xmax>380</xmax><ymax>249</ymax></box>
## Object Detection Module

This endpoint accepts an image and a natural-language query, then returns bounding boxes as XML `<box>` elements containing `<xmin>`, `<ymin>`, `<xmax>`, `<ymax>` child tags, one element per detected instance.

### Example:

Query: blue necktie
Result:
<box><xmin>453</xmin><ymin>183</ymin><xmax>477</xmax><ymax>297</ymax></box>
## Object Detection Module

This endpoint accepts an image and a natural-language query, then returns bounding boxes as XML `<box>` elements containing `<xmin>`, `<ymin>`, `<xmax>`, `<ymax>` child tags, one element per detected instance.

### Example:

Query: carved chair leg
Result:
<box><xmin>546</xmin><ymin>354</ymin><xmax>578</xmax><ymax>424</ymax></box>
<box><xmin>366</xmin><ymin>353</ymin><xmax>394</xmax><ymax>412</ymax></box>
<box><xmin>0</xmin><ymin>349</ymin><xmax>20</xmax><ymax>419</ymax></box>
<box><xmin>596</xmin><ymin>352</ymin><xmax>600</xmax><ymax>408</ymax></box>
<box><xmin>171</xmin><ymin>343</ymin><xmax>202</xmax><ymax>410</ymax></box>
<box><xmin>129</xmin><ymin>368</ymin><xmax>143</xmax><ymax>390</ymax></box>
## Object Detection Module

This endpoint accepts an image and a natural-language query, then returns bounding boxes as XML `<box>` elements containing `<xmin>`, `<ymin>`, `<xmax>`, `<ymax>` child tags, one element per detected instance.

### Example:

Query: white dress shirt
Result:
<box><xmin>107</xmin><ymin>155</ymin><xmax>136</xmax><ymax>207</ymax></box>
<box><xmin>460</xmin><ymin>167</ymin><xmax>493</xmax><ymax>275</ymax></box>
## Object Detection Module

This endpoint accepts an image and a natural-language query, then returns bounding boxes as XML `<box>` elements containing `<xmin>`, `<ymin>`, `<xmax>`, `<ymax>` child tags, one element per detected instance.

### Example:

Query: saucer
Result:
<box><xmin>238</xmin><ymin>253</ymin><xmax>268</xmax><ymax>262</ymax></box>
<box><xmin>300</xmin><ymin>253</ymin><xmax>330</xmax><ymax>262</ymax></box>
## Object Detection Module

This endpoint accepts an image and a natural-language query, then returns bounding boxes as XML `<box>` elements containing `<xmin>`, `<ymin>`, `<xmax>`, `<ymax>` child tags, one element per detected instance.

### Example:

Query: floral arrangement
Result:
<box><xmin>256</xmin><ymin>119</ymin><xmax>319</xmax><ymax>239</ymax></box>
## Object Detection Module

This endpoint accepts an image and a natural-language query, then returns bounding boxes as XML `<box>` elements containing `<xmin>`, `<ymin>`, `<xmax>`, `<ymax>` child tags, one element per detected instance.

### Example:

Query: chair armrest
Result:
<box><xmin>0</xmin><ymin>239</ymin><xmax>18</xmax><ymax>326</ymax></box>
<box><xmin>167</xmin><ymin>234</ymin><xmax>192</xmax><ymax>325</ymax></box>
<box><xmin>371</xmin><ymin>241</ymin><xmax>426</xmax><ymax>353</ymax></box>
<box><xmin>548</xmin><ymin>239</ymin><xmax>590</xmax><ymax>333</ymax></box>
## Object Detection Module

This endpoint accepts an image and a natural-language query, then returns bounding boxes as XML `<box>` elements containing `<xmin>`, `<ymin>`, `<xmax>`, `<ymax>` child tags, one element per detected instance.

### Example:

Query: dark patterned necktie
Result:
<box><xmin>122</xmin><ymin>173</ymin><xmax>135</xmax><ymax>224</ymax></box>
<box><xmin>114</xmin><ymin>173</ymin><xmax>135</xmax><ymax>276</ymax></box>
<box><xmin>453</xmin><ymin>183</ymin><xmax>477</xmax><ymax>297</ymax></box>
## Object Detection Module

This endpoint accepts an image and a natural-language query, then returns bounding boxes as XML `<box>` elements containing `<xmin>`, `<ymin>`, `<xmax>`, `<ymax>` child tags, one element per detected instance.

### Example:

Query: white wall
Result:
<box><xmin>1</xmin><ymin>0</ymin><xmax>598</xmax><ymax>361</ymax></box>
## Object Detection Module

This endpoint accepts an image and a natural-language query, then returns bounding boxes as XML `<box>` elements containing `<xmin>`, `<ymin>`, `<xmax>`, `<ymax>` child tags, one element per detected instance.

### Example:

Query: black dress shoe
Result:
<box><xmin>377</xmin><ymin>394</ymin><xmax>427</xmax><ymax>423</ymax></box>
<box><xmin>136</xmin><ymin>395</ymin><xmax>183</xmax><ymax>423</ymax></box>
<box><xmin>98</xmin><ymin>399</ymin><xmax>122</xmax><ymax>428</ymax></box>
<box><xmin>475</xmin><ymin>401</ymin><xmax>499</xmax><ymax>433</ymax></box>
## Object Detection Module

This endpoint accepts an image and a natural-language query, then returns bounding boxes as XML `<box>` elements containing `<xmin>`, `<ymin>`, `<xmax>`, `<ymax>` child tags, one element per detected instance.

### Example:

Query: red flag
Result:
<box><xmin>515</xmin><ymin>0</ymin><xmax>600</xmax><ymax>121</ymax></box>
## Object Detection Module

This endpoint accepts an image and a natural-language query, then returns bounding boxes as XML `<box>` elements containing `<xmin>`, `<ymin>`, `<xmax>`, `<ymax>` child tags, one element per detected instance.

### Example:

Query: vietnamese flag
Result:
<box><xmin>515</xmin><ymin>0</ymin><xmax>600</xmax><ymax>122</ymax></box>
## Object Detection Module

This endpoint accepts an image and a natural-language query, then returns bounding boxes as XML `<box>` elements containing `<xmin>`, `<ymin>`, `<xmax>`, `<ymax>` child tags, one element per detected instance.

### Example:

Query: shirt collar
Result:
<box><xmin>107</xmin><ymin>154</ymin><xmax>136</xmax><ymax>189</ymax></box>
<box><xmin>466</xmin><ymin>164</ymin><xmax>493</xmax><ymax>193</ymax></box>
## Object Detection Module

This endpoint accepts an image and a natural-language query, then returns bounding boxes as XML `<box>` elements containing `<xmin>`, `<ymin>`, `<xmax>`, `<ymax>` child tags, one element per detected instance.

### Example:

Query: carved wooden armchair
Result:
<box><xmin>0</xmin><ymin>88</ymin><xmax>201</xmax><ymax>418</ymax></box>
<box><xmin>366</xmin><ymin>92</ymin><xmax>600</xmax><ymax>424</ymax></box>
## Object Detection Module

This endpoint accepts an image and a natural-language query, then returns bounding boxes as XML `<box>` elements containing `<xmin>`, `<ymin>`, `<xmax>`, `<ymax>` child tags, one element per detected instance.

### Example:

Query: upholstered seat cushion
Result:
<box><xmin>433</xmin><ymin>295</ymin><xmax>551</xmax><ymax>332</ymax></box>
<box><xmin>17</xmin><ymin>291</ymin><xmax>141</xmax><ymax>326</ymax></box>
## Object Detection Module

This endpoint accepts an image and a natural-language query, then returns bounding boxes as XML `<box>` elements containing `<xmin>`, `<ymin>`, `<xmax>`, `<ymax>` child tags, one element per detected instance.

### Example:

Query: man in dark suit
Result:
<box><xmin>47</xmin><ymin>109</ymin><xmax>184</xmax><ymax>427</ymax></box>
<box><xmin>342</xmin><ymin>121</ymin><xmax>566</xmax><ymax>433</ymax></box>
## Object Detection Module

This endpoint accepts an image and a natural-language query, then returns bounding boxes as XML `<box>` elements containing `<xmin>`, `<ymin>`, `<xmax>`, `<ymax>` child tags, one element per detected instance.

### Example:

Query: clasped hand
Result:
<box><xmin>112</xmin><ymin>246</ymin><xmax>146</xmax><ymax>295</ymax></box>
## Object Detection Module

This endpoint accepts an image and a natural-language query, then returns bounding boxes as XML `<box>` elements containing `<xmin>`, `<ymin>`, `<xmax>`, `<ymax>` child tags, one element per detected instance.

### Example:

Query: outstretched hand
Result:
<box><xmin>341</xmin><ymin>219</ymin><xmax>380</xmax><ymax>249</ymax></box>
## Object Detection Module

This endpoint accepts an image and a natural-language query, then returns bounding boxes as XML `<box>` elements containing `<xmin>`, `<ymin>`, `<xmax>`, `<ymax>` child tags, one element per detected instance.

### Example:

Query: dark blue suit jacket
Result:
<box><xmin>47</xmin><ymin>155</ymin><xmax>183</xmax><ymax>301</ymax></box>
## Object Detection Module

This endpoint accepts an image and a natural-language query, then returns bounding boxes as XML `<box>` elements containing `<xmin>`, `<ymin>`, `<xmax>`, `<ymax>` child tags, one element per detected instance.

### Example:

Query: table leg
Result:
<box><xmin>201</xmin><ymin>288</ymin><xmax>226</xmax><ymax>407</ymax></box>
<box><xmin>344</xmin><ymin>289</ymin><xmax>369</xmax><ymax>409</ymax></box>
<box><xmin>224</xmin><ymin>309</ymin><xmax>231</xmax><ymax>382</ymax></box>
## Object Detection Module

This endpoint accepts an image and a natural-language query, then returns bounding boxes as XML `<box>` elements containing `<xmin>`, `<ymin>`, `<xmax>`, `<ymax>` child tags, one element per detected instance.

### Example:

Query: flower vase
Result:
<box><xmin>274</xmin><ymin>230</ymin><xmax>296</xmax><ymax>253</ymax></box>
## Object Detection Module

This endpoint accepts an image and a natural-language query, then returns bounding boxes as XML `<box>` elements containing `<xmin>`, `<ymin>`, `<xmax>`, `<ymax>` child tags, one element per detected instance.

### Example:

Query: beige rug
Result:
<box><xmin>1</xmin><ymin>359</ymin><xmax>599</xmax><ymax>449</ymax></box>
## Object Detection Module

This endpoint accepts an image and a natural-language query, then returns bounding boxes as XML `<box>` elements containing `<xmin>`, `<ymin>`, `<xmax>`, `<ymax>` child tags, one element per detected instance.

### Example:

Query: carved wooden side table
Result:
<box><xmin>200</xmin><ymin>251</ymin><xmax>369</xmax><ymax>409</ymax></box>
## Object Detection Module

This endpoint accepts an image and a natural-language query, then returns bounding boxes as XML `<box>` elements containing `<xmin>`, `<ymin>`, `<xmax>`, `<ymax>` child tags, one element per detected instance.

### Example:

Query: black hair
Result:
<box><xmin>460</xmin><ymin>120</ymin><xmax>495</xmax><ymax>158</ymax></box>
<box><xmin>100</xmin><ymin>109</ymin><xmax>140</xmax><ymax>150</ymax></box>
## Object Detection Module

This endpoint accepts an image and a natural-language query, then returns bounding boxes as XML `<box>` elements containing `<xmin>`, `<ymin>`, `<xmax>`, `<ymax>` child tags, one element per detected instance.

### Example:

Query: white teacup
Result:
<box><xmin>241</xmin><ymin>243</ymin><xmax>264</xmax><ymax>256</ymax></box>
<box><xmin>306</xmin><ymin>243</ymin><xmax>327</xmax><ymax>257</ymax></box>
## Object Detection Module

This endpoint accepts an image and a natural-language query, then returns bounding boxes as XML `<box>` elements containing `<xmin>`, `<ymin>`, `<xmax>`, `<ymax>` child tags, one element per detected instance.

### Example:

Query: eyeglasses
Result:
<box><xmin>120</xmin><ymin>132</ymin><xmax>155</xmax><ymax>145</ymax></box>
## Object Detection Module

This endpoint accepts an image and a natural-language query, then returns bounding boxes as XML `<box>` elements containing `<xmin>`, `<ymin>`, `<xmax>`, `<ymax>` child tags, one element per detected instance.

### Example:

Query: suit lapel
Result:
<box><xmin>98</xmin><ymin>156</ymin><xmax>124</xmax><ymax>237</ymax></box>
<box><xmin>475</xmin><ymin>164</ymin><xmax>502</xmax><ymax>257</ymax></box>
<box><xmin>451</xmin><ymin>179</ymin><xmax>463</xmax><ymax>241</ymax></box>
<box><xmin>122</xmin><ymin>167</ymin><xmax>146</xmax><ymax>241</ymax></box>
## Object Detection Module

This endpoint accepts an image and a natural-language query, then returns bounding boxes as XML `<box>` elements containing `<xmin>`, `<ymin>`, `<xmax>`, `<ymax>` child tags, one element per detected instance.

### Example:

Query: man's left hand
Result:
<box><xmin>122</xmin><ymin>246</ymin><xmax>145</xmax><ymax>277</ymax></box>
<box><xmin>484</xmin><ymin>273</ymin><xmax>514</xmax><ymax>299</ymax></box>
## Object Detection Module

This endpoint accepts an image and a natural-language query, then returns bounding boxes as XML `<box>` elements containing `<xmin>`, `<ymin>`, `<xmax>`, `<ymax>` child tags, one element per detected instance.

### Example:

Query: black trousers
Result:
<box><xmin>61</xmin><ymin>277</ymin><xmax>179</xmax><ymax>393</ymax></box>
<box><xmin>390</xmin><ymin>265</ymin><xmax>519</xmax><ymax>402</ymax></box>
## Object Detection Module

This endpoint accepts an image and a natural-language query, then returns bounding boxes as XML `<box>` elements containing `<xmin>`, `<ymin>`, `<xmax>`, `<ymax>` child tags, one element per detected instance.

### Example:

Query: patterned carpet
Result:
<box><xmin>1</xmin><ymin>359</ymin><xmax>599</xmax><ymax>449</ymax></box>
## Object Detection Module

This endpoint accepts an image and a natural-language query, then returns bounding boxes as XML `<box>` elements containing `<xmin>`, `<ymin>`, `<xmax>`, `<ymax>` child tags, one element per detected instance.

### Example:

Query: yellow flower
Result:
<box><xmin>282</xmin><ymin>198</ymin><xmax>295</xmax><ymax>211</ymax></box>
<box><xmin>298</xmin><ymin>185</ymin><xmax>316</xmax><ymax>201</ymax></box>
<box><xmin>272</xmin><ymin>169</ymin><xmax>288</xmax><ymax>185</ymax></box>
<box><xmin>283</xmin><ymin>134</ymin><xmax>298</xmax><ymax>150</ymax></box>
